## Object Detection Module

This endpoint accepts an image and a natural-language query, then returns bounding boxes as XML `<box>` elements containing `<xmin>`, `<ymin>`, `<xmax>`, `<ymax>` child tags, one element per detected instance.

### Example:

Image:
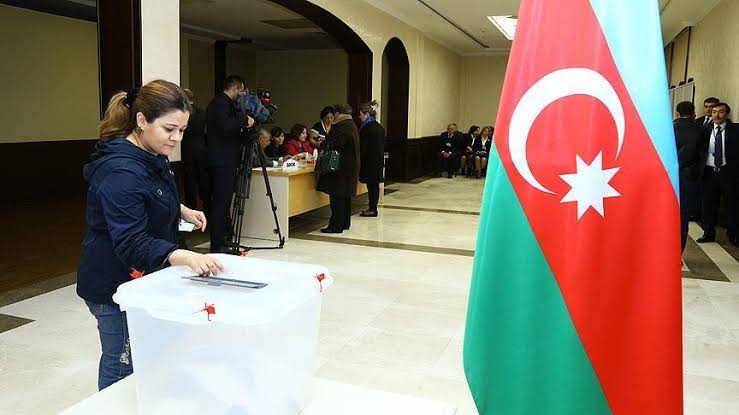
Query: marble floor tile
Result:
<box><xmin>429</xmin><ymin>342</ymin><xmax>465</xmax><ymax>381</ymax></box>
<box><xmin>683</xmin><ymin>337</ymin><xmax>739</xmax><ymax>382</ymax></box>
<box><xmin>316</xmin><ymin>360</ymin><xmax>426</xmax><ymax>396</ymax></box>
<box><xmin>417</xmin><ymin>376</ymin><xmax>478</xmax><ymax>415</ymax></box>
<box><xmin>684</xmin><ymin>374</ymin><xmax>739</xmax><ymax>415</ymax></box>
<box><xmin>308</xmin><ymin>209</ymin><xmax>479</xmax><ymax>251</ymax></box>
<box><xmin>331</xmin><ymin>328</ymin><xmax>451</xmax><ymax>373</ymax></box>
<box><xmin>369</xmin><ymin>303</ymin><xmax>464</xmax><ymax>338</ymax></box>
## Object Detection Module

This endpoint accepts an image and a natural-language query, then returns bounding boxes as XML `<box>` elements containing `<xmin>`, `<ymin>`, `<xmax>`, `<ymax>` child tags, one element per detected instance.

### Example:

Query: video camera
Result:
<box><xmin>236</xmin><ymin>88</ymin><xmax>278</xmax><ymax>125</ymax></box>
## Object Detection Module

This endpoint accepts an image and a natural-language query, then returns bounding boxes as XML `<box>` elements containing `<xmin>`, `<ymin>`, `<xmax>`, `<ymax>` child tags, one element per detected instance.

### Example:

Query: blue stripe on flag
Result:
<box><xmin>589</xmin><ymin>0</ymin><xmax>679</xmax><ymax>195</ymax></box>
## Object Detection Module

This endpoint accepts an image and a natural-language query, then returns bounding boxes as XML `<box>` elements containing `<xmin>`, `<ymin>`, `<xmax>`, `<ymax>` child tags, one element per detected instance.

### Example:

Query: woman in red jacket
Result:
<box><xmin>285</xmin><ymin>123</ymin><xmax>315</xmax><ymax>157</ymax></box>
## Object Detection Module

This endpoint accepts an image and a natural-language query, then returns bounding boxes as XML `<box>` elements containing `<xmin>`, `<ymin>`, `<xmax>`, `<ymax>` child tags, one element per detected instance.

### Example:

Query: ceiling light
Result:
<box><xmin>487</xmin><ymin>15</ymin><xmax>517</xmax><ymax>40</ymax></box>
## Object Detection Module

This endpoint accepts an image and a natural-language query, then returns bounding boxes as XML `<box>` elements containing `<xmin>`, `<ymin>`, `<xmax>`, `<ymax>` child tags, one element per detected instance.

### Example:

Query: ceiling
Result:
<box><xmin>180</xmin><ymin>0</ymin><xmax>340</xmax><ymax>50</ymax></box>
<box><xmin>8</xmin><ymin>0</ymin><xmax>723</xmax><ymax>53</ymax></box>
<box><xmin>363</xmin><ymin>0</ymin><xmax>723</xmax><ymax>54</ymax></box>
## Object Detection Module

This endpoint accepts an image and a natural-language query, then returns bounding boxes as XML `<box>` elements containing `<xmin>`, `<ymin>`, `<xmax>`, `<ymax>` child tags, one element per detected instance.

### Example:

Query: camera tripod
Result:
<box><xmin>226</xmin><ymin>134</ymin><xmax>286</xmax><ymax>254</ymax></box>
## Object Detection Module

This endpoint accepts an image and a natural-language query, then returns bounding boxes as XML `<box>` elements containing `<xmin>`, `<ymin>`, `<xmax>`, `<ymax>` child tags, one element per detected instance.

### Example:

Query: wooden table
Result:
<box><xmin>60</xmin><ymin>375</ymin><xmax>458</xmax><ymax>415</ymax></box>
<box><xmin>241</xmin><ymin>164</ymin><xmax>369</xmax><ymax>241</ymax></box>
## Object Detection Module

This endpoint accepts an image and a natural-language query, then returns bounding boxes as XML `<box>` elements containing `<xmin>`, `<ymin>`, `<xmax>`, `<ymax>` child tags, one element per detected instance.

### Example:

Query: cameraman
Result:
<box><xmin>206</xmin><ymin>75</ymin><xmax>255</xmax><ymax>253</ymax></box>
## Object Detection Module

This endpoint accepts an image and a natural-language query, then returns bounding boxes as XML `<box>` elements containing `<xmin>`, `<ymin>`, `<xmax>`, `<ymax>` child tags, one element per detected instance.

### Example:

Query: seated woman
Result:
<box><xmin>460</xmin><ymin>125</ymin><xmax>480</xmax><ymax>177</ymax></box>
<box><xmin>285</xmin><ymin>123</ymin><xmax>315</xmax><ymax>158</ymax></box>
<box><xmin>473</xmin><ymin>126</ymin><xmax>494</xmax><ymax>178</ymax></box>
<box><xmin>265</xmin><ymin>126</ymin><xmax>287</xmax><ymax>158</ymax></box>
<box><xmin>309</xmin><ymin>106</ymin><xmax>334</xmax><ymax>150</ymax></box>
<box><xmin>285</xmin><ymin>123</ymin><xmax>315</xmax><ymax>157</ymax></box>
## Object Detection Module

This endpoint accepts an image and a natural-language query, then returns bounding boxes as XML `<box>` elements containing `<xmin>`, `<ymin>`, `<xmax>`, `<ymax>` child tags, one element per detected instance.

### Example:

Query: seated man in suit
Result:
<box><xmin>439</xmin><ymin>123</ymin><xmax>463</xmax><ymax>178</ymax></box>
<box><xmin>697</xmin><ymin>102</ymin><xmax>739</xmax><ymax>244</ymax></box>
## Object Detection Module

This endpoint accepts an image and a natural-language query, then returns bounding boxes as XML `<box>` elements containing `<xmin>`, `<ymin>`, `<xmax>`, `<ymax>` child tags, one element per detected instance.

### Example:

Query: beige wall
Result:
<box><xmin>686</xmin><ymin>0</ymin><xmax>739</xmax><ymax>112</ymax></box>
<box><xmin>306</xmin><ymin>0</ymin><xmax>463</xmax><ymax>138</ymax></box>
<box><xmin>181</xmin><ymin>39</ymin><xmax>259</xmax><ymax>108</ymax></box>
<box><xmin>185</xmin><ymin>38</ymin><xmax>215</xmax><ymax>108</ymax></box>
<box><xmin>141</xmin><ymin>0</ymin><xmax>179</xmax><ymax>84</ymax></box>
<box><xmin>181</xmin><ymin>42</ymin><xmax>346</xmax><ymax>129</ymax></box>
<box><xmin>669</xmin><ymin>29</ymin><xmax>689</xmax><ymax>86</ymax></box>
<box><xmin>227</xmin><ymin>46</ymin><xmax>257</xmax><ymax>88</ymax></box>
<box><xmin>415</xmin><ymin>37</ymin><xmax>462</xmax><ymax>136</ymax></box>
<box><xmin>459</xmin><ymin>54</ymin><xmax>509</xmax><ymax>130</ymax></box>
<box><xmin>256</xmin><ymin>49</ymin><xmax>348</xmax><ymax>130</ymax></box>
<box><xmin>0</xmin><ymin>5</ymin><xmax>99</xmax><ymax>143</ymax></box>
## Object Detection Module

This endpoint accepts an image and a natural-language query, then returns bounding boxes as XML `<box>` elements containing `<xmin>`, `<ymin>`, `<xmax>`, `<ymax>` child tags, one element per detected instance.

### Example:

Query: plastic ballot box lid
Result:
<box><xmin>113</xmin><ymin>254</ymin><xmax>332</xmax><ymax>326</ymax></box>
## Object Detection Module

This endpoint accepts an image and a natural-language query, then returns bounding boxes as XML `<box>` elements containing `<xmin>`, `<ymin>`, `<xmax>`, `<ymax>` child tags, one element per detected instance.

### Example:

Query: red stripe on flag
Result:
<box><xmin>494</xmin><ymin>0</ymin><xmax>682</xmax><ymax>413</ymax></box>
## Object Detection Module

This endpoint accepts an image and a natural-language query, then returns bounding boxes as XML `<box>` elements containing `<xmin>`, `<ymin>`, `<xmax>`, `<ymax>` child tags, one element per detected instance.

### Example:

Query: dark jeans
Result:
<box><xmin>86</xmin><ymin>301</ymin><xmax>133</xmax><ymax>390</ymax></box>
<box><xmin>701</xmin><ymin>168</ymin><xmax>736</xmax><ymax>238</ymax></box>
<box><xmin>183</xmin><ymin>160</ymin><xmax>211</xmax><ymax>216</ymax></box>
<box><xmin>329</xmin><ymin>194</ymin><xmax>352</xmax><ymax>230</ymax></box>
<box><xmin>209</xmin><ymin>165</ymin><xmax>238</xmax><ymax>251</ymax></box>
<box><xmin>367</xmin><ymin>182</ymin><xmax>380</xmax><ymax>212</ymax></box>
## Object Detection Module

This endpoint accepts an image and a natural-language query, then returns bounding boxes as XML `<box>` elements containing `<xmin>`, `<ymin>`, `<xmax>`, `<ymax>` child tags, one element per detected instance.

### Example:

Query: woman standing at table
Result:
<box><xmin>358</xmin><ymin>100</ymin><xmax>385</xmax><ymax>218</ymax></box>
<box><xmin>309</xmin><ymin>106</ymin><xmax>334</xmax><ymax>149</ymax></box>
<box><xmin>317</xmin><ymin>104</ymin><xmax>360</xmax><ymax>233</ymax></box>
<box><xmin>285</xmin><ymin>123</ymin><xmax>315</xmax><ymax>157</ymax></box>
<box><xmin>77</xmin><ymin>80</ymin><xmax>224</xmax><ymax>390</ymax></box>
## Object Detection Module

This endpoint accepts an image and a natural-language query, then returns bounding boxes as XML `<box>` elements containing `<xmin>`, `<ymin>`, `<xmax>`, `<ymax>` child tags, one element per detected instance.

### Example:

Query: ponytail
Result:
<box><xmin>99</xmin><ymin>92</ymin><xmax>132</xmax><ymax>139</ymax></box>
<box><xmin>99</xmin><ymin>80</ymin><xmax>192</xmax><ymax>140</ymax></box>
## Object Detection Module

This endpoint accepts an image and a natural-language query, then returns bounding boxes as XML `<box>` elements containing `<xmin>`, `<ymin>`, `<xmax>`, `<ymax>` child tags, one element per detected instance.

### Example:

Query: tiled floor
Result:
<box><xmin>1</xmin><ymin>176</ymin><xmax>738</xmax><ymax>414</ymax></box>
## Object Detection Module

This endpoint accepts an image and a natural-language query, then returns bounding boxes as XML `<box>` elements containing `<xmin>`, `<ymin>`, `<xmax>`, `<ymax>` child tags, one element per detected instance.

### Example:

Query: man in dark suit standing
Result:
<box><xmin>697</xmin><ymin>102</ymin><xmax>739</xmax><ymax>244</ymax></box>
<box><xmin>182</xmin><ymin>89</ymin><xmax>210</xmax><ymax>217</ymax></box>
<box><xmin>206</xmin><ymin>75</ymin><xmax>255</xmax><ymax>253</ymax></box>
<box><xmin>696</xmin><ymin>97</ymin><xmax>720</xmax><ymax>128</ymax></box>
<box><xmin>439</xmin><ymin>123</ymin><xmax>463</xmax><ymax>178</ymax></box>
<box><xmin>674</xmin><ymin>101</ymin><xmax>702</xmax><ymax>252</ymax></box>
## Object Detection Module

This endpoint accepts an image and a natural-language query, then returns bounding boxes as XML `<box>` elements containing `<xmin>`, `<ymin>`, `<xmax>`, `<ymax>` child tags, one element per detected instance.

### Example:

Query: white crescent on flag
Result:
<box><xmin>507</xmin><ymin>67</ymin><xmax>626</xmax><ymax>194</ymax></box>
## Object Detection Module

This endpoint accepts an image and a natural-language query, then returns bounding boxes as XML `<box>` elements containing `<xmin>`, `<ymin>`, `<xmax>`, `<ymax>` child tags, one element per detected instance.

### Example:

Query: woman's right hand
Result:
<box><xmin>168</xmin><ymin>249</ymin><xmax>225</xmax><ymax>276</ymax></box>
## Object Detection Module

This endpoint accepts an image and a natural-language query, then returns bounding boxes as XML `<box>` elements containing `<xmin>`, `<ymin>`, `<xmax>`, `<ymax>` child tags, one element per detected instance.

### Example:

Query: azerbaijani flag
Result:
<box><xmin>463</xmin><ymin>0</ymin><xmax>682</xmax><ymax>414</ymax></box>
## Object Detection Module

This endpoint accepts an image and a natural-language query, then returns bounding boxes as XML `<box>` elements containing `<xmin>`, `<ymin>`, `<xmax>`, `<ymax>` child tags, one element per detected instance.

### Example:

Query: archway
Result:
<box><xmin>209</xmin><ymin>0</ymin><xmax>373</xmax><ymax>120</ymax></box>
<box><xmin>381</xmin><ymin>38</ymin><xmax>410</xmax><ymax>181</ymax></box>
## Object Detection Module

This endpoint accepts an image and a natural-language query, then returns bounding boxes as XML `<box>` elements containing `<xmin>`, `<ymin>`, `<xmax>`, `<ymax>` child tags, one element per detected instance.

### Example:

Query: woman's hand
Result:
<box><xmin>181</xmin><ymin>204</ymin><xmax>207</xmax><ymax>231</ymax></box>
<box><xmin>168</xmin><ymin>250</ymin><xmax>224</xmax><ymax>276</ymax></box>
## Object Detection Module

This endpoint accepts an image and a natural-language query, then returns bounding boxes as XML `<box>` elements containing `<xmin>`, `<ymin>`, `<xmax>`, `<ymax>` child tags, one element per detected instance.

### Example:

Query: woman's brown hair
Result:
<box><xmin>481</xmin><ymin>126</ymin><xmax>494</xmax><ymax>137</ymax></box>
<box><xmin>358</xmin><ymin>99</ymin><xmax>379</xmax><ymax>117</ymax></box>
<box><xmin>99</xmin><ymin>79</ymin><xmax>192</xmax><ymax>139</ymax></box>
<box><xmin>289</xmin><ymin>123</ymin><xmax>307</xmax><ymax>140</ymax></box>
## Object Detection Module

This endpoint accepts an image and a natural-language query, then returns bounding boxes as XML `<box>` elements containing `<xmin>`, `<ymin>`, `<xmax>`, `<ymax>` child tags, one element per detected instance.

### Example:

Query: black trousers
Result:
<box><xmin>329</xmin><ymin>194</ymin><xmax>352</xmax><ymax>231</ymax></box>
<box><xmin>367</xmin><ymin>182</ymin><xmax>380</xmax><ymax>212</ymax></box>
<box><xmin>680</xmin><ymin>178</ymin><xmax>694</xmax><ymax>253</ymax></box>
<box><xmin>440</xmin><ymin>153</ymin><xmax>457</xmax><ymax>175</ymax></box>
<box><xmin>209</xmin><ymin>165</ymin><xmax>238</xmax><ymax>251</ymax></box>
<box><xmin>183</xmin><ymin>160</ymin><xmax>211</xmax><ymax>216</ymax></box>
<box><xmin>701</xmin><ymin>167</ymin><xmax>736</xmax><ymax>238</ymax></box>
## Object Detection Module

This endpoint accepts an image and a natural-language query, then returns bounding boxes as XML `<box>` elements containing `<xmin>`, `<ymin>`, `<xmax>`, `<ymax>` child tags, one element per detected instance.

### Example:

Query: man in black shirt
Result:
<box><xmin>206</xmin><ymin>75</ymin><xmax>255</xmax><ymax>253</ymax></box>
<box><xmin>181</xmin><ymin>89</ymin><xmax>210</xmax><ymax>217</ymax></box>
<box><xmin>674</xmin><ymin>101</ymin><xmax>701</xmax><ymax>252</ymax></box>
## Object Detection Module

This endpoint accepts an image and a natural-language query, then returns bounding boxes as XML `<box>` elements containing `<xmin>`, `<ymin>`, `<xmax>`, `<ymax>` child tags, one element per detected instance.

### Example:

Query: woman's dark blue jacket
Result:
<box><xmin>77</xmin><ymin>137</ymin><xmax>180</xmax><ymax>304</ymax></box>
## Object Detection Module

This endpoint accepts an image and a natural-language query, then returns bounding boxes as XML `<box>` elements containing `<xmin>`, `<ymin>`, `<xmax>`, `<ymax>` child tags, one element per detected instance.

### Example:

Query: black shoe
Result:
<box><xmin>696</xmin><ymin>235</ymin><xmax>715</xmax><ymax>243</ymax></box>
<box><xmin>320</xmin><ymin>227</ymin><xmax>343</xmax><ymax>234</ymax></box>
<box><xmin>360</xmin><ymin>210</ymin><xmax>378</xmax><ymax>217</ymax></box>
<box><xmin>210</xmin><ymin>245</ymin><xmax>240</xmax><ymax>255</ymax></box>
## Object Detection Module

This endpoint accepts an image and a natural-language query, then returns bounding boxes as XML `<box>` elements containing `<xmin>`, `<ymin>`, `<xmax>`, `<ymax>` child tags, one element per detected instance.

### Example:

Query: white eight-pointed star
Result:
<box><xmin>559</xmin><ymin>152</ymin><xmax>621</xmax><ymax>219</ymax></box>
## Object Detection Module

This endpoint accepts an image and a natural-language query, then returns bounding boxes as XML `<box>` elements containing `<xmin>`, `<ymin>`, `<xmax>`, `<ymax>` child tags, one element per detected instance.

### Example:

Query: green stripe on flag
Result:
<box><xmin>464</xmin><ymin>146</ymin><xmax>612</xmax><ymax>414</ymax></box>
